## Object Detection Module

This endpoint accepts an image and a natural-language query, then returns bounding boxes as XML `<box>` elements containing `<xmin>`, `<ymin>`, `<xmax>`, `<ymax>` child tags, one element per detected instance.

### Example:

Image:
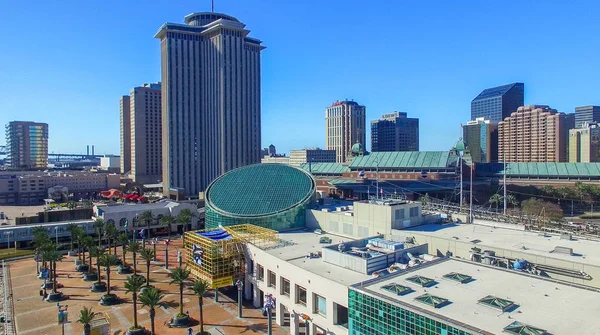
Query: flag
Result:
<box><xmin>359</xmin><ymin>170</ymin><xmax>365</xmax><ymax>178</ymax></box>
<box><xmin>139</xmin><ymin>229</ymin><xmax>145</xmax><ymax>238</ymax></box>
<box><xmin>380</xmin><ymin>188</ymin><xmax>384</xmax><ymax>195</ymax></box>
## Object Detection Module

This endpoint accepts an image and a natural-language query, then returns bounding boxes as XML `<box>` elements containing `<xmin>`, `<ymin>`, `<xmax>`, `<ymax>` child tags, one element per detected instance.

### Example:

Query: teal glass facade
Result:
<box><xmin>348</xmin><ymin>289</ymin><xmax>472</xmax><ymax>335</ymax></box>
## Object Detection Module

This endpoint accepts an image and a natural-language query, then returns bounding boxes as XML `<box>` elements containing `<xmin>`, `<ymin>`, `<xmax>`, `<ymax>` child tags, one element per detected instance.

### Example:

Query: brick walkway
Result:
<box><xmin>9</xmin><ymin>238</ymin><xmax>288</xmax><ymax>335</ymax></box>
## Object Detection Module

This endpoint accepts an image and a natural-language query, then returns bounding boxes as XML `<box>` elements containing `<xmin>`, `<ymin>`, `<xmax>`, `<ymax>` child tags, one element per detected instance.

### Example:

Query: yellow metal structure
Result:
<box><xmin>183</xmin><ymin>224</ymin><xmax>280</xmax><ymax>288</ymax></box>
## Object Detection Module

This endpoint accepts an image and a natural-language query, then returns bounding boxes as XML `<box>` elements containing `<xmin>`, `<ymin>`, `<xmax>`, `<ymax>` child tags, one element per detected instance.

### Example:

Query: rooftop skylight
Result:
<box><xmin>503</xmin><ymin>321</ymin><xmax>548</xmax><ymax>335</ymax></box>
<box><xmin>406</xmin><ymin>275</ymin><xmax>436</xmax><ymax>287</ymax></box>
<box><xmin>381</xmin><ymin>283</ymin><xmax>412</xmax><ymax>296</ymax></box>
<box><xmin>478</xmin><ymin>295</ymin><xmax>515</xmax><ymax>312</ymax></box>
<box><xmin>414</xmin><ymin>294</ymin><xmax>449</xmax><ymax>308</ymax></box>
<box><xmin>443</xmin><ymin>272</ymin><xmax>473</xmax><ymax>283</ymax></box>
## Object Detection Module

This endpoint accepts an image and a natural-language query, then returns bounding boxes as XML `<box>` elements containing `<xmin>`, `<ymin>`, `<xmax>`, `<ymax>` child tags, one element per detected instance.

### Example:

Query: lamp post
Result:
<box><xmin>236</xmin><ymin>280</ymin><xmax>243</xmax><ymax>318</ymax></box>
<box><xmin>164</xmin><ymin>239</ymin><xmax>170</xmax><ymax>269</ymax></box>
<box><xmin>177</xmin><ymin>250</ymin><xmax>182</xmax><ymax>267</ymax></box>
<box><xmin>151</xmin><ymin>238</ymin><xmax>157</xmax><ymax>261</ymax></box>
<box><xmin>264</xmin><ymin>294</ymin><xmax>274</xmax><ymax>335</ymax></box>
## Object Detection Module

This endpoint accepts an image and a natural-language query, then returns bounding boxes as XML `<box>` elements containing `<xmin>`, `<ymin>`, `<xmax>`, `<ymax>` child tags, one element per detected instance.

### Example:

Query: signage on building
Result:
<box><xmin>212</xmin><ymin>276</ymin><xmax>233</xmax><ymax>288</ymax></box>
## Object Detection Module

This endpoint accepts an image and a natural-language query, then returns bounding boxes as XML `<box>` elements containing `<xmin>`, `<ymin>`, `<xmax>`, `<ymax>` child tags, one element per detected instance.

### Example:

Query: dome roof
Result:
<box><xmin>351</xmin><ymin>142</ymin><xmax>365</xmax><ymax>154</ymax></box>
<box><xmin>205</xmin><ymin>164</ymin><xmax>315</xmax><ymax>217</ymax></box>
<box><xmin>454</xmin><ymin>139</ymin><xmax>467</xmax><ymax>152</ymax></box>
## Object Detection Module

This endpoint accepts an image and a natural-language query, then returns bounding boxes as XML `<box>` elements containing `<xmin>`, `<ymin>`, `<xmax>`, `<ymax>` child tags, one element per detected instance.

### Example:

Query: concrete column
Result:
<box><xmin>290</xmin><ymin>312</ymin><xmax>300</xmax><ymax>335</ymax></box>
<box><xmin>275</xmin><ymin>302</ymin><xmax>285</xmax><ymax>326</ymax></box>
<box><xmin>253</xmin><ymin>286</ymin><xmax>261</xmax><ymax>308</ymax></box>
<box><xmin>244</xmin><ymin>277</ymin><xmax>252</xmax><ymax>300</ymax></box>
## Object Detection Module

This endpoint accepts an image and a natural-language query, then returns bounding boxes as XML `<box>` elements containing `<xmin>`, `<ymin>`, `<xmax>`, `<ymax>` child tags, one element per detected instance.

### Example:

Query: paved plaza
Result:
<box><xmin>7</xmin><ymin>238</ymin><xmax>288</xmax><ymax>335</ymax></box>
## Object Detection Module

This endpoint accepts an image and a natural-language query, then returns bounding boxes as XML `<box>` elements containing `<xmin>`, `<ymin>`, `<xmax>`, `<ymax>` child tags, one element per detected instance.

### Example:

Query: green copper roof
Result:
<box><xmin>299</xmin><ymin>162</ymin><xmax>350</xmax><ymax>174</ymax></box>
<box><xmin>206</xmin><ymin>164</ymin><xmax>315</xmax><ymax>217</ymax></box>
<box><xmin>477</xmin><ymin>162</ymin><xmax>600</xmax><ymax>178</ymax></box>
<box><xmin>349</xmin><ymin>151</ymin><xmax>456</xmax><ymax>169</ymax></box>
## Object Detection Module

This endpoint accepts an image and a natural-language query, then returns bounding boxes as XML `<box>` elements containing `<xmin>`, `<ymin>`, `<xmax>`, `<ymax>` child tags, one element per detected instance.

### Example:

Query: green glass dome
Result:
<box><xmin>352</xmin><ymin>142</ymin><xmax>364</xmax><ymax>154</ymax></box>
<box><xmin>206</xmin><ymin>164</ymin><xmax>316</xmax><ymax>217</ymax></box>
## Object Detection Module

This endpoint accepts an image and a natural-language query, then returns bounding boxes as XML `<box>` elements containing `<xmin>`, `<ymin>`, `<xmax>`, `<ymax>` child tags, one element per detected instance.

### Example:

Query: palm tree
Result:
<box><xmin>139</xmin><ymin>248</ymin><xmax>156</xmax><ymax>287</ymax></box>
<box><xmin>506</xmin><ymin>194</ymin><xmax>519</xmax><ymax>208</ymax></box>
<box><xmin>126</xmin><ymin>241</ymin><xmax>142</xmax><ymax>275</ymax></box>
<box><xmin>124</xmin><ymin>275</ymin><xmax>146</xmax><ymax>330</ymax></box>
<box><xmin>32</xmin><ymin>226</ymin><xmax>50</xmax><ymax>273</ymax></box>
<box><xmin>90</xmin><ymin>246</ymin><xmax>105</xmax><ymax>285</ymax></box>
<box><xmin>160</xmin><ymin>215</ymin><xmax>175</xmax><ymax>239</ymax></box>
<box><xmin>98</xmin><ymin>254</ymin><xmax>119</xmax><ymax>297</ymax></box>
<box><xmin>118</xmin><ymin>233</ymin><xmax>129</xmax><ymax>266</ymax></box>
<box><xmin>138</xmin><ymin>211</ymin><xmax>154</xmax><ymax>245</ymax></box>
<box><xmin>190</xmin><ymin>279</ymin><xmax>210</xmax><ymax>334</ymax></box>
<box><xmin>66</xmin><ymin>223</ymin><xmax>79</xmax><ymax>253</ymax></box>
<box><xmin>77</xmin><ymin>306</ymin><xmax>98</xmax><ymax>335</ymax></box>
<box><xmin>139</xmin><ymin>287</ymin><xmax>165</xmax><ymax>335</ymax></box>
<box><xmin>170</xmin><ymin>267</ymin><xmax>191</xmax><ymax>317</ymax></box>
<box><xmin>489</xmin><ymin>193</ymin><xmax>503</xmax><ymax>212</ymax></box>
<box><xmin>74</xmin><ymin>227</ymin><xmax>86</xmax><ymax>261</ymax></box>
<box><xmin>46</xmin><ymin>249</ymin><xmax>63</xmax><ymax>293</ymax></box>
<box><xmin>81</xmin><ymin>236</ymin><xmax>94</xmax><ymax>266</ymax></box>
<box><xmin>104</xmin><ymin>224</ymin><xmax>119</xmax><ymax>255</ymax></box>
<box><xmin>177</xmin><ymin>208</ymin><xmax>196</xmax><ymax>233</ymax></box>
<box><xmin>94</xmin><ymin>218</ymin><xmax>105</xmax><ymax>248</ymax></box>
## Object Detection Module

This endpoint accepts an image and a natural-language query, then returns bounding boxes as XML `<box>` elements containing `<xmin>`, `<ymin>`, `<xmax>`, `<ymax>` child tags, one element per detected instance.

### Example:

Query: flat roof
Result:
<box><xmin>98</xmin><ymin>201</ymin><xmax>180</xmax><ymax>214</ymax></box>
<box><xmin>356</xmin><ymin>258</ymin><xmax>600</xmax><ymax>335</ymax></box>
<box><xmin>399</xmin><ymin>222</ymin><xmax>600</xmax><ymax>267</ymax></box>
<box><xmin>265</xmin><ymin>230</ymin><xmax>373</xmax><ymax>285</ymax></box>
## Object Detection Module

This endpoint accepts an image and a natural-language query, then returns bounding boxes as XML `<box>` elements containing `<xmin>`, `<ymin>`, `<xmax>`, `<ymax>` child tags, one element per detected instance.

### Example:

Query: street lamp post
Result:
<box><xmin>264</xmin><ymin>294</ymin><xmax>274</xmax><ymax>335</ymax></box>
<box><xmin>164</xmin><ymin>239</ymin><xmax>170</xmax><ymax>269</ymax></box>
<box><xmin>151</xmin><ymin>238</ymin><xmax>157</xmax><ymax>261</ymax></box>
<box><xmin>236</xmin><ymin>280</ymin><xmax>244</xmax><ymax>318</ymax></box>
<box><xmin>4</xmin><ymin>232</ymin><xmax>11</xmax><ymax>250</ymax></box>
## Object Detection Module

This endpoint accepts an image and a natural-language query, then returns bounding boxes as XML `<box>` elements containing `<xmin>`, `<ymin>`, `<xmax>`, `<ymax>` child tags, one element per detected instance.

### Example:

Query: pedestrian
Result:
<box><xmin>187</xmin><ymin>327</ymin><xmax>193</xmax><ymax>335</ymax></box>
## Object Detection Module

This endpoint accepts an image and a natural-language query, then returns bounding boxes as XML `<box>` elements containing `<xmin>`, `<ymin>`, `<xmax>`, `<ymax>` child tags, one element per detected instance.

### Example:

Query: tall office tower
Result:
<box><xmin>130</xmin><ymin>83</ymin><xmax>162</xmax><ymax>184</ymax></box>
<box><xmin>268</xmin><ymin>144</ymin><xmax>276</xmax><ymax>156</ymax></box>
<box><xmin>325</xmin><ymin>100</ymin><xmax>366</xmax><ymax>163</ymax></box>
<box><xmin>569</xmin><ymin>123</ymin><xmax>600</xmax><ymax>162</ymax></box>
<box><xmin>471</xmin><ymin>83</ymin><xmax>524</xmax><ymax>123</ymax></box>
<box><xmin>289</xmin><ymin>148</ymin><xmax>337</xmax><ymax>166</ymax></box>
<box><xmin>156</xmin><ymin>13</ymin><xmax>264</xmax><ymax>197</ymax></box>
<box><xmin>5</xmin><ymin>121</ymin><xmax>48</xmax><ymax>169</ymax></box>
<box><xmin>370</xmin><ymin>112</ymin><xmax>419</xmax><ymax>152</ymax></box>
<box><xmin>462</xmin><ymin>118</ymin><xmax>498</xmax><ymax>163</ymax></box>
<box><xmin>498</xmin><ymin>105</ymin><xmax>574</xmax><ymax>162</ymax></box>
<box><xmin>119</xmin><ymin>95</ymin><xmax>131</xmax><ymax>174</ymax></box>
<box><xmin>575</xmin><ymin>106</ymin><xmax>600</xmax><ymax>129</ymax></box>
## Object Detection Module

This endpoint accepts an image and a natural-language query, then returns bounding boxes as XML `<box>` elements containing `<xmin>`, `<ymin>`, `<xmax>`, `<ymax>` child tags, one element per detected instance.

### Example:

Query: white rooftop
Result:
<box><xmin>265</xmin><ymin>230</ymin><xmax>373</xmax><ymax>285</ymax></box>
<box><xmin>358</xmin><ymin>258</ymin><xmax>600</xmax><ymax>335</ymax></box>
<box><xmin>401</xmin><ymin>223</ymin><xmax>600</xmax><ymax>266</ymax></box>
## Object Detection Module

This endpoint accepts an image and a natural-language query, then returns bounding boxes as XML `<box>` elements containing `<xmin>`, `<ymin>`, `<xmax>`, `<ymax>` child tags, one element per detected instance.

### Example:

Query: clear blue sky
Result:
<box><xmin>1</xmin><ymin>1</ymin><xmax>599</xmax><ymax>155</ymax></box>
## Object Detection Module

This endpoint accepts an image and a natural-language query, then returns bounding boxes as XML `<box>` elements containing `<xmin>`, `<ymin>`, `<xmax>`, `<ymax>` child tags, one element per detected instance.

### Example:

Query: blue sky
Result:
<box><xmin>1</xmin><ymin>1</ymin><xmax>599</xmax><ymax>155</ymax></box>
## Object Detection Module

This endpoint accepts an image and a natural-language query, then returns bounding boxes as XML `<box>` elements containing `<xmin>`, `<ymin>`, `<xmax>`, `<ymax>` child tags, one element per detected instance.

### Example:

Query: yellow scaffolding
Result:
<box><xmin>183</xmin><ymin>224</ymin><xmax>279</xmax><ymax>288</ymax></box>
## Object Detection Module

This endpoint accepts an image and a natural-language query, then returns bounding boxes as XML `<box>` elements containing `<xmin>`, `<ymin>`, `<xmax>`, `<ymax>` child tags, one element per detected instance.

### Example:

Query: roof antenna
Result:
<box><xmin>212</xmin><ymin>0</ymin><xmax>214</xmax><ymax>12</ymax></box>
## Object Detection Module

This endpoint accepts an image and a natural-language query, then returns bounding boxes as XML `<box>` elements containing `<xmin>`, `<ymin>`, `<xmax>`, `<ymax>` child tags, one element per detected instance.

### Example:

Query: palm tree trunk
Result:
<box><xmin>133</xmin><ymin>253</ymin><xmax>137</xmax><ymax>274</ymax></box>
<box><xmin>70</xmin><ymin>234</ymin><xmax>74</xmax><ymax>252</ymax></box>
<box><xmin>106</xmin><ymin>267</ymin><xmax>111</xmax><ymax>295</ymax></box>
<box><xmin>83</xmin><ymin>249</ymin><xmax>86</xmax><ymax>265</ymax></box>
<box><xmin>122</xmin><ymin>248</ymin><xmax>127</xmax><ymax>266</ymax></box>
<box><xmin>113</xmin><ymin>240</ymin><xmax>117</xmax><ymax>255</ymax></box>
<box><xmin>199</xmin><ymin>299</ymin><xmax>204</xmax><ymax>333</ymax></box>
<box><xmin>53</xmin><ymin>261</ymin><xmax>57</xmax><ymax>293</ymax></box>
<box><xmin>150</xmin><ymin>309</ymin><xmax>155</xmax><ymax>335</ymax></box>
<box><xmin>179</xmin><ymin>284</ymin><xmax>184</xmax><ymax>315</ymax></box>
<box><xmin>84</xmin><ymin>324</ymin><xmax>91</xmax><ymax>335</ymax></box>
<box><xmin>133</xmin><ymin>292</ymin><xmax>138</xmax><ymax>328</ymax></box>
<box><xmin>146</xmin><ymin>261</ymin><xmax>150</xmax><ymax>286</ymax></box>
<box><xmin>97</xmin><ymin>258</ymin><xmax>102</xmax><ymax>285</ymax></box>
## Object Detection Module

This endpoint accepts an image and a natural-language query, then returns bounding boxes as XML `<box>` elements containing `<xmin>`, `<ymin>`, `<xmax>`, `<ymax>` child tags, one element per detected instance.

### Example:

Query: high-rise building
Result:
<box><xmin>471</xmin><ymin>83</ymin><xmax>524</xmax><ymax>123</ymax></box>
<box><xmin>370</xmin><ymin>111</ymin><xmax>419</xmax><ymax>152</ymax></box>
<box><xmin>130</xmin><ymin>83</ymin><xmax>162</xmax><ymax>184</ymax></box>
<box><xmin>575</xmin><ymin>105</ymin><xmax>600</xmax><ymax>129</ymax></box>
<box><xmin>569</xmin><ymin>123</ymin><xmax>600</xmax><ymax>162</ymax></box>
<box><xmin>462</xmin><ymin>117</ymin><xmax>498</xmax><ymax>163</ymax></box>
<box><xmin>498</xmin><ymin>105</ymin><xmax>574</xmax><ymax>162</ymax></box>
<box><xmin>289</xmin><ymin>148</ymin><xmax>337</xmax><ymax>166</ymax></box>
<box><xmin>5</xmin><ymin>121</ymin><xmax>48</xmax><ymax>169</ymax></box>
<box><xmin>156</xmin><ymin>13</ymin><xmax>264</xmax><ymax>197</ymax></box>
<box><xmin>119</xmin><ymin>95</ymin><xmax>131</xmax><ymax>174</ymax></box>
<box><xmin>268</xmin><ymin>144</ymin><xmax>276</xmax><ymax>156</ymax></box>
<box><xmin>325</xmin><ymin>100</ymin><xmax>366</xmax><ymax>163</ymax></box>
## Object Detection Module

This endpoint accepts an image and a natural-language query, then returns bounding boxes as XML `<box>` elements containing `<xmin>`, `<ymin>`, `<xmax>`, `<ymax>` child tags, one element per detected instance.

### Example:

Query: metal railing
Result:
<box><xmin>2</xmin><ymin>261</ymin><xmax>15</xmax><ymax>335</ymax></box>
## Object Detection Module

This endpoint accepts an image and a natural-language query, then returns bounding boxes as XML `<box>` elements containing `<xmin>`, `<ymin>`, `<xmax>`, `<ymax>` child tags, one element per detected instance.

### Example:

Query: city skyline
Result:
<box><xmin>1</xmin><ymin>1</ymin><xmax>600</xmax><ymax>155</ymax></box>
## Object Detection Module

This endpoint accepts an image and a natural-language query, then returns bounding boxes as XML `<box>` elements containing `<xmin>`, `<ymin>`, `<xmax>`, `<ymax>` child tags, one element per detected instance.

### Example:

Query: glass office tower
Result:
<box><xmin>471</xmin><ymin>83</ymin><xmax>524</xmax><ymax>123</ymax></box>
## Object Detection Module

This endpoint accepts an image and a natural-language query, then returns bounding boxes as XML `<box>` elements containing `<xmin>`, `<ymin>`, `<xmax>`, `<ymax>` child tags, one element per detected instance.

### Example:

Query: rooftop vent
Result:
<box><xmin>478</xmin><ymin>295</ymin><xmax>515</xmax><ymax>312</ymax></box>
<box><xmin>414</xmin><ymin>293</ymin><xmax>449</xmax><ymax>308</ymax></box>
<box><xmin>406</xmin><ymin>275</ymin><xmax>436</xmax><ymax>287</ymax></box>
<box><xmin>381</xmin><ymin>283</ymin><xmax>412</xmax><ymax>296</ymax></box>
<box><xmin>551</xmin><ymin>246</ymin><xmax>573</xmax><ymax>255</ymax></box>
<box><xmin>443</xmin><ymin>272</ymin><xmax>473</xmax><ymax>284</ymax></box>
<box><xmin>503</xmin><ymin>321</ymin><xmax>548</xmax><ymax>335</ymax></box>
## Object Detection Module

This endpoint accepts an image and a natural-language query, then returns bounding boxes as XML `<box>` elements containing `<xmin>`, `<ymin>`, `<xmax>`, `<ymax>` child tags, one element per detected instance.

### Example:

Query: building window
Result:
<box><xmin>296</xmin><ymin>285</ymin><xmax>307</xmax><ymax>306</ymax></box>
<box><xmin>409</xmin><ymin>207</ymin><xmax>419</xmax><ymax>217</ymax></box>
<box><xmin>395</xmin><ymin>209</ymin><xmax>404</xmax><ymax>220</ymax></box>
<box><xmin>257</xmin><ymin>264</ymin><xmax>264</xmax><ymax>281</ymax></box>
<box><xmin>280</xmin><ymin>277</ymin><xmax>291</xmax><ymax>296</ymax></box>
<box><xmin>314</xmin><ymin>294</ymin><xmax>326</xmax><ymax>316</ymax></box>
<box><xmin>268</xmin><ymin>270</ymin><xmax>276</xmax><ymax>288</ymax></box>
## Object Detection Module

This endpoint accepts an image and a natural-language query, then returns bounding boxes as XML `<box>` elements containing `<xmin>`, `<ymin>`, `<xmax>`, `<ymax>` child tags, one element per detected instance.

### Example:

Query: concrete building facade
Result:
<box><xmin>130</xmin><ymin>83</ymin><xmax>162</xmax><ymax>184</ymax></box>
<box><xmin>370</xmin><ymin>112</ymin><xmax>419</xmax><ymax>152</ymax></box>
<box><xmin>462</xmin><ymin>117</ymin><xmax>498</xmax><ymax>163</ymax></box>
<box><xmin>5</xmin><ymin>121</ymin><xmax>49</xmax><ymax>169</ymax></box>
<box><xmin>119</xmin><ymin>96</ymin><xmax>131</xmax><ymax>174</ymax></box>
<box><xmin>155</xmin><ymin>13</ymin><xmax>264</xmax><ymax>197</ymax></box>
<box><xmin>569</xmin><ymin>123</ymin><xmax>600</xmax><ymax>163</ymax></box>
<box><xmin>574</xmin><ymin>105</ymin><xmax>600</xmax><ymax>129</ymax></box>
<box><xmin>471</xmin><ymin>82</ymin><xmax>524</xmax><ymax>123</ymax></box>
<box><xmin>260</xmin><ymin>156</ymin><xmax>290</xmax><ymax>164</ymax></box>
<box><xmin>289</xmin><ymin>148</ymin><xmax>336</xmax><ymax>166</ymax></box>
<box><xmin>326</xmin><ymin>100</ymin><xmax>366</xmax><ymax>163</ymax></box>
<box><xmin>99</xmin><ymin>155</ymin><xmax>120</xmax><ymax>173</ymax></box>
<box><xmin>498</xmin><ymin>105</ymin><xmax>574</xmax><ymax>162</ymax></box>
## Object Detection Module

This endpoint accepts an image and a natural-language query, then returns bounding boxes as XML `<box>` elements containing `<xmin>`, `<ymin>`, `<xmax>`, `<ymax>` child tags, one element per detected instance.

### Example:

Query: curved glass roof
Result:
<box><xmin>206</xmin><ymin>164</ymin><xmax>315</xmax><ymax>217</ymax></box>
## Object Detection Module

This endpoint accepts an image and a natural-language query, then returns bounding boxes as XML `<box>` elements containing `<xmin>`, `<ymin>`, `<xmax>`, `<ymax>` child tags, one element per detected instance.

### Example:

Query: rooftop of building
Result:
<box><xmin>354</xmin><ymin>257</ymin><xmax>600</xmax><ymax>335</ymax></box>
<box><xmin>472</xmin><ymin>82</ymin><xmax>523</xmax><ymax>102</ymax></box>
<box><xmin>0</xmin><ymin>170</ymin><xmax>116</xmax><ymax>178</ymax></box>
<box><xmin>476</xmin><ymin>162</ymin><xmax>600</xmax><ymax>178</ymax></box>
<box><xmin>328</xmin><ymin>100</ymin><xmax>362</xmax><ymax>107</ymax></box>
<box><xmin>263</xmin><ymin>229</ymin><xmax>373</xmax><ymax>285</ymax></box>
<box><xmin>206</xmin><ymin>164</ymin><xmax>315</xmax><ymax>218</ymax></box>
<box><xmin>396</xmin><ymin>222</ymin><xmax>600</xmax><ymax>267</ymax></box>
<box><xmin>349</xmin><ymin>151</ymin><xmax>458</xmax><ymax>170</ymax></box>
<box><xmin>97</xmin><ymin>200</ymin><xmax>182</xmax><ymax>214</ymax></box>
<box><xmin>299</xmin><ymin>162</ymin><xmax>349</xmax><ymax>175</ymax></box>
